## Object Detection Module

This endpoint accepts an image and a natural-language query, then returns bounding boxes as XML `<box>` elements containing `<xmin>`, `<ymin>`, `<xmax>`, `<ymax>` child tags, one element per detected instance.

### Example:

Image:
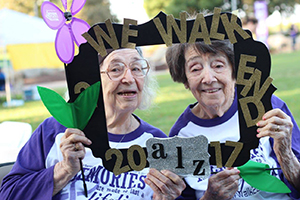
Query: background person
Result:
<box><xmin>166</xmin><ymin>40</ymin><xmax>300</xmax><ymax>200</ymax></box>
<box><xmin>0</xmin><ymin>68</ymin><xmax>5</xmax><ymax>91</ymax></box>
<box><xmin>242</xmin><ymin>16</ymin><xmax>258</xmax><ymax>39</ymax></box>
<box><xmin>290</xmin><ymin>24</ymin><xmax>298</xmax><ymax>51</ymax></box>
<box><xmin>0</xmin><ymin>48</ymin><xmax>185</xmax><ymax>200</ymax></box>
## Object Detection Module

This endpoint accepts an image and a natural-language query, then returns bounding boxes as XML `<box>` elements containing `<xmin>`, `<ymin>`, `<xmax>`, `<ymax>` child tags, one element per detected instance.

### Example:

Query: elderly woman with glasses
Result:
<box><xmin>0</xmin><ymin>48</ymin><xmax>186</xmax><ymax>200</ymax></box>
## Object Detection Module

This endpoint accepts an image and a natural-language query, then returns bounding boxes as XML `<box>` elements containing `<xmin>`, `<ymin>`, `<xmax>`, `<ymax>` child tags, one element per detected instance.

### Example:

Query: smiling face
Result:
<box><xmin>100</xmin><ymin>48</ymin><xmax>145</xmax><ymax>116</ymax></box>
<box><xmin>184</xmin><ymin>46</ymin><xmax>236</xmax><ymax>119</ymax></box>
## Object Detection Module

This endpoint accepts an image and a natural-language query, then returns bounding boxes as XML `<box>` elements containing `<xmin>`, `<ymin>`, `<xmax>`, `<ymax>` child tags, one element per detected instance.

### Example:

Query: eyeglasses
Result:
<box><xmin>100</xmin><ymin>59</ymin><xmax>150</xmax><ymax>81</ymax></box>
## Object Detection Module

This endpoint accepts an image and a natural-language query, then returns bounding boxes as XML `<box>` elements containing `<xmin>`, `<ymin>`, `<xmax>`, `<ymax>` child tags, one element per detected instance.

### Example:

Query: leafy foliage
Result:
<box><xmin>0</xmin><ymin>0</ymin><xmax>41</xmax><ymax>16</ymax></box>
<box><xmin>143</xmin><ymin>0</ymin><xmax>172</xmax><ymax>18</ymax></box>
<box><xmin>77</xmin><ymin>0</ymin><xmax>119</xmax><ymax>25</ymax></box>
<box><xmin>144</xmin><ymin>0</ymin><xmax>300</xmax><ymax>18</ymax></box>
<box><xmin>267</xmin><ymin>0</ymin><xmax>300</xmax><ymax>16</ymax></box>
<box><xmin>0</xmin><ymin>0</ymin><xmax>117</xmax><ymax>25</ymax></box>
<box><xmin>165</xmin><ymin>0</ymin><xmax>224</xmax><ymax>18</ymax></box>
<box><xmin>144</xmin><ymin>0</ymin><xmax>226</xmax><ymax>18</ymax></box>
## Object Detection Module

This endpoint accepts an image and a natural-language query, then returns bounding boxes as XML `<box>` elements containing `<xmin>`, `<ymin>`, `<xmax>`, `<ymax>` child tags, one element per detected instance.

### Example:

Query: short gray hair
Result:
<box><xmin>166</xmin><ymin>40</ymin><xmax>235</xmax><ymax>85</ymax></box>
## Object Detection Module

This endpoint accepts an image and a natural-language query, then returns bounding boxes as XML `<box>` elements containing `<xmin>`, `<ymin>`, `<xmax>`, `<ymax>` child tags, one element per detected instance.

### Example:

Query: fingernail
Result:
<box><xmin>256</xmin><ymin>122</ymin><xmax>259</xmax><ymax>126</ymax></box>
<box><xmin>88</xmin><ymin>139</ymin><xmax>92</xmax><ymax>144</ymax></box>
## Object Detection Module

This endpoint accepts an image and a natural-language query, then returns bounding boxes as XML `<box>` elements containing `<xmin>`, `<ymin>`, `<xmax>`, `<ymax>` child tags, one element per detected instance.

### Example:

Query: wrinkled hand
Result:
<box><xmin>145</xmin><ymin>168</ymin><xmax>186</xmax><ymax>200</ymax></box>
<box><xmin>256</xmin><ymin>108</ymin><xmax>300</xmax><ymax>191</ymax></box>
<box><xmin>59</xmin><ymin>128</ymin><xmax>92</xmax><ymax>177</ymax></box>
<box><xmin>256</xmin><ymin>108</ymin><xmax>293</xmax><ymax>158</ymax></box>
<box><xmin>202</xmin><ymin>168</ymin><xmax>240</xmax><ymax>200</ymax></box>
<box><xmin>53</xmin><ymin>128</ymin><xmax>92</xmax><ymax>196</ymax></box>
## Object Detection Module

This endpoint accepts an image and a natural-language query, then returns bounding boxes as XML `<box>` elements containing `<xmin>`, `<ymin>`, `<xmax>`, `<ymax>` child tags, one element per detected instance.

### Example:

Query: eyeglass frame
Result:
<box><xmin>100</xmin><ymin>58</ymin><xmax>150</xmax><ymax>81</ymax></box>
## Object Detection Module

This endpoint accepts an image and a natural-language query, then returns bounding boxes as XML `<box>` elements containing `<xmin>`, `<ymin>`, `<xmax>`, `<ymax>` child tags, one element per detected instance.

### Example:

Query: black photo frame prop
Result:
<box><xmin>64</xmin><ymin>8</ymin><xmax>276</xmax><ymax>175</ymax></box>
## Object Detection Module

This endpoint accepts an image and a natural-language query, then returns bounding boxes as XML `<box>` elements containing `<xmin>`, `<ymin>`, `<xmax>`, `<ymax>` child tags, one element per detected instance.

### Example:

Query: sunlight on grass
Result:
<box><xmin>275</xmin><ymin>88</ymin><xmax>300</xmax><ymax>98</ymax></box>
<box><xmin>0</xmin><ymin>101</ymin><xmax>51</xmax><ymax>129</ymax></box>
<box><xmin>155</xmin><ymin>90</ymin><xmax>194</xmax><ymax>103</ymax></box>
<box><xmin>0</xmin><ymin>88</ymin><xmax>64</xmax><ymax>131</ymax></box>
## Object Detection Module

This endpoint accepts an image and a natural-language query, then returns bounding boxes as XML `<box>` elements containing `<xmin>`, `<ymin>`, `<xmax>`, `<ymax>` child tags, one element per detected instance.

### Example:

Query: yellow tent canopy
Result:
<box><xmin>0</xmin><ymin>9</ymin><xmax>65</xmax><ymax>71</ymax></box>
<box><xmin>6</xmin><ymin>42</ymin><xmax>63</xmax><ymax>71</ymax></box>
<box><xmin>0</xmin><ymin>9</ymin><xmax>67</xmax><ymax>105</ymax></box>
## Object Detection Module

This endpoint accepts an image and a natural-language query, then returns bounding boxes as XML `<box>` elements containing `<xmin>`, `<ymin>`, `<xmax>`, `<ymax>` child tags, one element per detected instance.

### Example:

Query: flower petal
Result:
<box><xmin>70</xmin><ymin>0</ymin><xmax>86</xmax><ymax>15</ymax></box>
<box><xmin>41</xmin><ymin>1</ymin><xmax>65</xmax><ymax>30</ymax></box>
<box><xmin>70</xmin><ymin>17</ymin><xmax>90</xmax><ymax>46</ymax></box>
<box><xmin>55</xmin><ymin>24</ymin><xmax>75</xmax><ymax>64</ymax></box>
<box><xmin>61</xmin><ymin>0</ymin><xmax>68</xmax><ymax>11</ymax></box>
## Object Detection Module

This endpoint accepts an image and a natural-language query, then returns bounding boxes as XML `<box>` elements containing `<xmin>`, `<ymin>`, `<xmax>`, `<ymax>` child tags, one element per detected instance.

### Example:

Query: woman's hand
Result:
<box><xmin>145</xmin><ymin>168</ymin><xmax>186</xmax><ymax>200</ymax></box>
<box><xmin>53</xmin><ymin>128</ymin><xmax>92</xmax><ymax>196</ymax></box>
<box><xmin>256</xmin><ymin>108</ymin><xmax>293</xmax><ymax>157</ymax></box>
<box><xmin>201</xmin><ymin>168</ymin><xmax>240</xmax><ymax>200</ymax></box>
<box><xmin>256</xmin><ymin>108</ymin><xmax>300</xmax><ymax>191</ymax></box>
<box><xmin>59</xmin><ymin>128</ymin><xmax>92</xmax><ymax>175</ymax></box>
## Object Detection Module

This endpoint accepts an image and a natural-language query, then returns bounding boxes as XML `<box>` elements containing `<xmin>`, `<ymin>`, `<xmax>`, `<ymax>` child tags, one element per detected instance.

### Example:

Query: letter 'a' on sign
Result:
<box><xmin>146</xmin><ymin>135</ymin><xmax>210</xmax><ymax>179</ymax></box>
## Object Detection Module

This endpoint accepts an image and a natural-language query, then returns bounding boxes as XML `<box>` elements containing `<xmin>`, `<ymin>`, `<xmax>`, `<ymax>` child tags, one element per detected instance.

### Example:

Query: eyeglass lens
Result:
<box><xmin>107</xmin><ymin>60</ymin><xmax>149</xmax><ymax>80</ymax></box>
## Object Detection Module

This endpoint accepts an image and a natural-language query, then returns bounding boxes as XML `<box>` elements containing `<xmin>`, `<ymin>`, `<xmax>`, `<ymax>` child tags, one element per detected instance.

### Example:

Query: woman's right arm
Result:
<box><xmin>0</xmin><ymin>124</ymin><xmax>91</xmax><ymax>199</ymax></box>
<box><xmin>0</xmin><ymin>124</ymin><xmax>57</xmax><ymax>200</ymax></box>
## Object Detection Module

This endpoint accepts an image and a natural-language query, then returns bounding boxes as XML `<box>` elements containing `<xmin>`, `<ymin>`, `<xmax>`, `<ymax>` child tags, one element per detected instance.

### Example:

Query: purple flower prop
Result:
<box><xmin>41</xmin><ymin>0</ymin><xmax>90</xmax><ymax>64</ymax></box>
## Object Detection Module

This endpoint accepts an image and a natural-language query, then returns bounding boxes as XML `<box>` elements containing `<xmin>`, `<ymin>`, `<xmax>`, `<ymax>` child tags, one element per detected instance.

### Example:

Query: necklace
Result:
<box><xmin>114</xmin><ymin>116</ymin><xmax>133</xmax><ymax>148</ymax></box>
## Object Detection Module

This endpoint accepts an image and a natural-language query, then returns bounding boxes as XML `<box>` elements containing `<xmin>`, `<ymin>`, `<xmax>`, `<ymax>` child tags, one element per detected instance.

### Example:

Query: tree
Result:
<box><xmin>165</xmin><ymin>0</ymin><xmax>224</xmax><ymax>18</ymax></box>
<box><xmin>267</xmin><ymin>0</ymin><xmax>300</xmax><ymax>16</ymax></box>
<box><xmin>144</xmin><ymin>0</ymin><xmax>300</xmax><ymax>19</ymax></box>
<box><xmin>241</xmin><ymin>0</ymin><xmax>300</xmax><ymax>16</ymax></box>
<box><xmin>0</xmin><ymin>0</ymin><xmax>117</xmax><ymax>25</ymax></box>
<box><xmin>143</xmin><ymin>0</ymin><xmax>172</xmax><ymax>18</ymax></box>
<box><xmin>0</xmin><ymin>0</ymin><xmax>41</xmax><ymax>16</ymax></box>
<box><xmin>144</xmin><ymin>0</ymin><xmax>226</xmax><ymax>19</ymax></box>
<box><xmin>164</xmin><ymin>0</ymin><xmax>201</xmax><ymax>18</ymax></box>
<box><xmin>77</xmin><ymin>0</ymin><xmax>118</xmax><ymax>25</ymax></box>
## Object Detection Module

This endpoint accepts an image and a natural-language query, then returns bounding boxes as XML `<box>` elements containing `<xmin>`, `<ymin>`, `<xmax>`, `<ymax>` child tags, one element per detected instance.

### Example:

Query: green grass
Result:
<box><xmin>270</xmin><ymin>51</ymin><xmax>300</xmax><ymax>123</ymax></box>
<box><xmin>1</xmin><ymin>50</ymin><xmax>300</xmax><ymax>134</ymax></box>
<box><xmin>0</xmin><ymin>101</ymin><xmax>51</xmax><ymax>129</ymax></box>
<box><xmin>0</xmin><ymin>87</ymin><xmax>66</xmax><ymax>130</ymax></box>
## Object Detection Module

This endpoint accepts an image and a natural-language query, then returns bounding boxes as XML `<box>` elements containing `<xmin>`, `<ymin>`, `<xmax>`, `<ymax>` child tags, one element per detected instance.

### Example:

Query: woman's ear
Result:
<box><xmin>184</xmin><ymin>83</ymin><xmax>189</xmax><ymax>89</ymax></box>
<box><xmin>233</xmin><ymin>78</ymin><xmax>236</xmax><ymax>86</ymax></box>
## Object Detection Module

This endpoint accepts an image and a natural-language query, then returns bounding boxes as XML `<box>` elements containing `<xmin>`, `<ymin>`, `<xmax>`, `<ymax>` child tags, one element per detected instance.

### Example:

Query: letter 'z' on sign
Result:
<box><xmin>146</xmin><ymin>135</ymin><xmax>210</xmax><ymax>178</ymax></box>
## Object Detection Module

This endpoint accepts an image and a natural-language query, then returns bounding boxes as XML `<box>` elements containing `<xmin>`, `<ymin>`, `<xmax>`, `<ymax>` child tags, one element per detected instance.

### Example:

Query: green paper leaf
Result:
<box><xmin>238</xmin><ymin>160</ymin><xmax>291</xmax><ymax>193</ymax></box>
<box><xmin>38</xmin><ymin>81</ymin><xmax>100</xmax><ymax>130</ymax></box>
<box><xmin>38</xmin><ymin>86</ymin><xmax>74</xmax><ymax>128</ymax></box>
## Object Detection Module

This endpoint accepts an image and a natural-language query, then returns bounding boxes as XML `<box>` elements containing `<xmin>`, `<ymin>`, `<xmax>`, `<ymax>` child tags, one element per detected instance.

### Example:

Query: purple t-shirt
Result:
<box><xmin>171</xmin><ymin>95</ymin><xmax>300</xmax><ymax>200</ymax></box>
<box><xmin>0</xmin><ymin>115</ymin><xmax>166</xmax><ymax>200</ymax></box>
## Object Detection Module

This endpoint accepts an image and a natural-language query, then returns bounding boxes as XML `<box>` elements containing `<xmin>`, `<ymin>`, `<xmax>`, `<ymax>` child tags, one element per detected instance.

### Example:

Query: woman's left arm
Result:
<box><xmin>256</xmin><ymin>108</ymin><xmax>300</xmax><ymax>191</ymax></box>
<box><xmin>145</xmin><ymin>168</ymin><xmax>186</xmax><ymax>200</ymax></box>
